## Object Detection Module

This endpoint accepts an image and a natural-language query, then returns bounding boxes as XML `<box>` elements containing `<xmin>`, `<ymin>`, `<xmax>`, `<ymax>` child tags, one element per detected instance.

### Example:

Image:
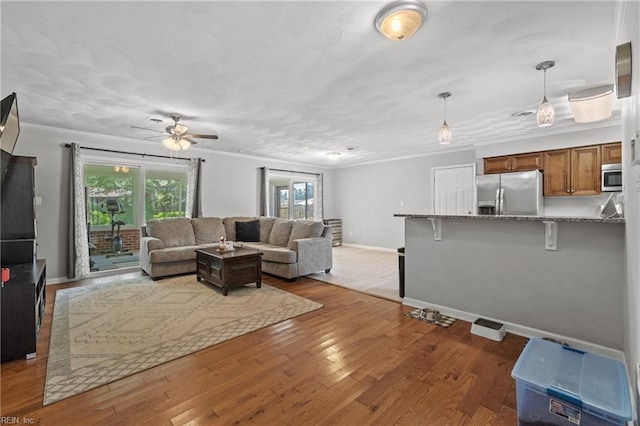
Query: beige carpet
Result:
<box><xmin>44</xmin><ymin>275</ymin><xmax>323</xmax><ymax>405</ymax></box>
<box><xmin>309</xmin><ymin>246</ymin><xmax>400</xmax><ymax>302</ymax></box>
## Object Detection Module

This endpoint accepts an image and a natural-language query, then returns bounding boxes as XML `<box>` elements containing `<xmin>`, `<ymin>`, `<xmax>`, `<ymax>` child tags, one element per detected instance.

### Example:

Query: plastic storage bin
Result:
<box><xmin>511</xmin><ymin>338</ymin><xmax>632</xmax><ymax>426</ymax></box>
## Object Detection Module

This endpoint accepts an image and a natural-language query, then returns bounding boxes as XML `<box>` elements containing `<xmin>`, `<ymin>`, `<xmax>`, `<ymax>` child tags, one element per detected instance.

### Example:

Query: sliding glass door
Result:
<box><xmin>83</xmin><ymin>159</ymin><xmax>188</xmax><ymax>273</ymax></box>
<box><xmin>269</xmin><ymin>174</ymin><xmax>319</xmax><ymax>220</ymax></box>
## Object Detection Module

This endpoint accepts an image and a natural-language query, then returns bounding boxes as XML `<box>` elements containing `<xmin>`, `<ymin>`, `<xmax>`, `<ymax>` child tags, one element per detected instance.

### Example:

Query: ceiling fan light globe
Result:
<box><xmin>178</xmin><ymin>139</ymin><xmax>191</xmax><ymax>150</ymax></box>
<box><xmin>163</xmin><ymin>137</ymin><xmax>180</xmax><ymax>151</ymax></box>
<box><xmin>536</xmin><ymin>97</ymin><xmax>555</xmax><ymax>127</ymax></box>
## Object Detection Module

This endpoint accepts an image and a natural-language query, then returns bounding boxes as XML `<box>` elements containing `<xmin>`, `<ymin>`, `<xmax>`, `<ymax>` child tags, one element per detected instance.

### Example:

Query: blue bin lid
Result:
<box><xmin>511</xmin><ymin>338</ymin><xmax>632</xmax><ymax>422</ymax></box>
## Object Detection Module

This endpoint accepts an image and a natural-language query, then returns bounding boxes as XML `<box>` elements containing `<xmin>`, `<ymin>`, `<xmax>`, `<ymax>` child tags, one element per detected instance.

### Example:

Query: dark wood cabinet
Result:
<box><xmin>601</xmin><ymin>142</ymin><xmax>622</xmax><ymax>164</ymax></box>
<box><xmin>1</xmin><ymin>156</ymin><xmax>37</xmax><ymax>265</ymax></box>
<box><xmin>1</xmin><ymin>259</ymin><xmax>46</xmax><ymax>361</ymax></box>
<box><xmin>484</xmin><ymin>152</ymin><xmax>543</xmax><ymax>174</ymax></box>
<box><xmin>543</xmin><ymin>146</ymin><xmax>600</xmax><ymax>196</ymax></box>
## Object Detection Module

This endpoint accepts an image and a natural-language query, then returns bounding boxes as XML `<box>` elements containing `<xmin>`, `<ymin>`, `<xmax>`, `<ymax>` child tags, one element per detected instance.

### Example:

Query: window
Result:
<box><xmin>144</xmin><ymin>170</ymin><xmax>188</xmax><ymax>222</ymax></box>
<box><xmin>84</xmin><ymin>163</ymin><xmax>188</xmax><ymax>230</ymax></box>
<box><xmin>85</xmin><ymin>164</ymin><xmax>139</xmax><ymax>229</ymax></box>
<box><xmin>268</xmin><ymin>173</ymin><xmax>319</xmax><ymax>220</ymax></box>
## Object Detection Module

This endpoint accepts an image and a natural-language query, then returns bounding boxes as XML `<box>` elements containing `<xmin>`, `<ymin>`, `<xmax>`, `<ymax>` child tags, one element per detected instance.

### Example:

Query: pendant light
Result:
<box><xmin>438</xmin><ymin>92</ymin><xmax>452</xmax><ymax>145</ymax></box>
<box><xmin>535</xmin><ymin>60</ymin><xmax>555</xmax><ymax>127</ymax></box>
<box><xmin>375</xmin><ymin>0</ymin><xmax>428</xmax><ymax>41</ymax></box>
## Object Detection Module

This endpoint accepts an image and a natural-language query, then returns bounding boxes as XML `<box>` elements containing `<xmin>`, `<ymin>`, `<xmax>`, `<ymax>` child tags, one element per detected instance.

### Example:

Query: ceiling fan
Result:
<box><xmin>131</xmin><ymin>114</ymin><xmax>218</xmax><ymax>151</ymax></box>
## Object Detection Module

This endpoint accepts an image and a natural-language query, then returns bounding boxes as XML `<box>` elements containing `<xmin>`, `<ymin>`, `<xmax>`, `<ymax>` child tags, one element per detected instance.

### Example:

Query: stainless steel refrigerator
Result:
<box><xmin>476</xmin><ymin>170</ymin><xmax>544</xmax><ymax>216</ymax></box>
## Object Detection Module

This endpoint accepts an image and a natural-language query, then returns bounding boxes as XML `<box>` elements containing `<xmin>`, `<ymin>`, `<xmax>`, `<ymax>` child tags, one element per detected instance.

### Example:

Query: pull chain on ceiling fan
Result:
<box><xmin>131</xmin><ymin>114</ymin><xmax>218</xmax><ymax>151</ymax></box>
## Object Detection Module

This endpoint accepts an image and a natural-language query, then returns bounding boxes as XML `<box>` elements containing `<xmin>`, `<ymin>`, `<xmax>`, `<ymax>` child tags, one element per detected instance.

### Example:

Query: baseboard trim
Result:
<box><xmin>403</xmin><ymin>297</ymin><xmax>625</xmax><ymax>361</ymax></box>
<box><xmin>340</xmin><ymin>243</ymin><xmax>397</xmax><ymax>253</ymax></box>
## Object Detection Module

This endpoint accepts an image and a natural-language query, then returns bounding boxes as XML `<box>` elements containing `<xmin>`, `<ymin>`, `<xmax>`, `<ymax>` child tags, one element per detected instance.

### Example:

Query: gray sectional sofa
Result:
<box><xmin>139</xmin><ymin>216</ymin><xmax>333</xmax><ymax>280</ymax></box>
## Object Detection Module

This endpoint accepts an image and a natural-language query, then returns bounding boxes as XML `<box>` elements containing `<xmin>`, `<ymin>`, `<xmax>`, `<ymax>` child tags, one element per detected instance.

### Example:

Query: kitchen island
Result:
<box><xmin>395</xmin><ymin>213</ymin><xmax>625</xmax><ymax>354</ymax></box>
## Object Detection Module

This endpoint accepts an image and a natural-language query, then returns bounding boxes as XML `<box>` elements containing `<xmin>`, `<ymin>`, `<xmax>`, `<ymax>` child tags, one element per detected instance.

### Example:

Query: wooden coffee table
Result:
<box><xmin>195</xmin><ymin>247</ymin><xmax>263</xmax><ymax>296</ymax></box>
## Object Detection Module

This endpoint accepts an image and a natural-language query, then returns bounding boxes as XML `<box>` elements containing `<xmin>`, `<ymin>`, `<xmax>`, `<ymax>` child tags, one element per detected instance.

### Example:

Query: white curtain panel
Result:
<box><xmin>69</xmin><ymin>143</ymin><xmax>90</xmax><ymax>278</ymax></box>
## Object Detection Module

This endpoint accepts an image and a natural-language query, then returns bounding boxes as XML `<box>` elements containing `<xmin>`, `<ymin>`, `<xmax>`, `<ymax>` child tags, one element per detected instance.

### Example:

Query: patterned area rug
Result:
<box><xmin>44</xmin><ymin>275</ymin><xmax>323</xmax><ymax>405</ymax></box>
<box><xmin>406</xmin><ymin>308</ymin><xmax>457</xmax><ymax>328</ymax></box>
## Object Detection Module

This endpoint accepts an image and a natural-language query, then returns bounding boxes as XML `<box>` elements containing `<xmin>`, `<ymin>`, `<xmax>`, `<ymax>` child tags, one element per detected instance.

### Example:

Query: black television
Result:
<box><xmin>1</xmin><ymin>92</ymin><xmax>20</xmax><ymax>185</ymax></box>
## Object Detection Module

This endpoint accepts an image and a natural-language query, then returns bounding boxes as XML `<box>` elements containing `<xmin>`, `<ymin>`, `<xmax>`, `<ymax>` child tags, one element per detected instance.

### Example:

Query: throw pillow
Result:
<box><xmin>268</xmin><ymin>219</ymin><xmax>294</xmax><ymax>247</ymax></box>
<box><xmin>235</xmin><ymin>220</ymin><xmax>260</xmax><ymax>242</ymax></box>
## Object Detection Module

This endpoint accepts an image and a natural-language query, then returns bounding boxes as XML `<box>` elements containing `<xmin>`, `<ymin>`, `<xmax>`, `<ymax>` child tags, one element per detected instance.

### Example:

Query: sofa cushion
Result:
<box><xmin>223</xmin><ymin>216</ymin><xmax>256</xmax><ymax>241</ymax></box>
<box><xmin>146</xmin><ymin>218</ymin><xmax>196</xmax><ymax>248</ymax></box>
<box><xmin>191</xmin><ymin>217</ymin><xmax>225</xmax><ymax>244</ymax></box>
<box><xmin>148</xmin><ymin>245</ymin><xmax>199</xmax><ymax>263</ymax></box>
<box><xmin>236</xmin><ymin>219</ymin><xmax>260</xmax><ymax>242</ymax></box>
<box><xmin>268</xmin><ymin>219</ymin><xmax>293</xmax><ymax>247</ymax></box>
<box><xmin>259</xmin><ymin>217</ymin><xmax>277</xmax><ymax>242</ymax></box>
<box><xmin>288</xmin><ymin>220</ymin><xmax>325</xmax><ymax>248</ymax></box>
<box><xmin>242</xmin><ymin>242</ymin><xmax>297</xmax><ymax>264</ymax></box>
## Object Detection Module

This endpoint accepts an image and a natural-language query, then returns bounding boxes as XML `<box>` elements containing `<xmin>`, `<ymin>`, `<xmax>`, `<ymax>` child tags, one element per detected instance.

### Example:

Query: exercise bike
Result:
<box><xmin>101</xmin><ymin>199</ymin><xmax>133</xmax><ymax>258</ymax></box>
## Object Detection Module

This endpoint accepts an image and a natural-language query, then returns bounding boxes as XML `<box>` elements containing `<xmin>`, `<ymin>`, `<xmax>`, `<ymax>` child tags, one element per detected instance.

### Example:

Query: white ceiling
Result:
<box><xmin>1</xmin><ymin>1</ymin><xmax>621</xmax><ymax>167</ymax></box>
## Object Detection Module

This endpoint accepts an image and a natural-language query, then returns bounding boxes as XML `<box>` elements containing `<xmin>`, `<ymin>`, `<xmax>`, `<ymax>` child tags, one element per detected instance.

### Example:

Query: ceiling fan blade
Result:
<box><xmin>184</xmin><ymin>138</ymin><xmax>198</xmax><ymax>145</ymax></box>
<box><xmin>144</xmin><ymin>135</ymin><xmax>165</xmax><ymax>140</ymax></box>
<box><xmin>131</xmin><ymin>125</ymin><xmax>164</xmax><ymax>133</ymax></box>
<box><xmin>186</xmin><ymin>134</ymin><xmax>218</xmax><ymax>140</ymax></box>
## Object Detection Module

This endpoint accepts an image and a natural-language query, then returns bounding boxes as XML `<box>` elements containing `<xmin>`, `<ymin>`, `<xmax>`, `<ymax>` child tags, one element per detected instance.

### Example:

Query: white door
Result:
<box><xmin>432</xmin><ymin>164</ymin><xmax>476</xmax><ymax>214</ymax></box>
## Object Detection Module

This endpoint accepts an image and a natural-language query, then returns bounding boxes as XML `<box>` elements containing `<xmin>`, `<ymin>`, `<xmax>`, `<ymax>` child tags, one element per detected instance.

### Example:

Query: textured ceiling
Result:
<box><xmin>1</xmin><ymin>1</ymin><xmax>621</xmax><ymax>167</ymax></box>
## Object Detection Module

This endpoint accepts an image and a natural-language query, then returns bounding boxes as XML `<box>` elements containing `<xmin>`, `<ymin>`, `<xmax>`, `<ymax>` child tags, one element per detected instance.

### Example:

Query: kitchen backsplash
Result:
<box><xmin>543</xmin><ymin>192</ymin><xmax>617</xmax><ymax>217</ymax></box>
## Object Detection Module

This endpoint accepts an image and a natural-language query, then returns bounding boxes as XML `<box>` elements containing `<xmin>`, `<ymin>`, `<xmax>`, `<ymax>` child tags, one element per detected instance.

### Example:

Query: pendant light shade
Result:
<box><xmin>438</xmin><ymin>92</ymin><xmax>452</xmax><ymax>145</ymax></box>
<box><xmin>535</xmin><ymin>61</ymin><xmax>555</xmax><ymax>128</ymax></box>
<box><xmin>375</xmin><ymin>0</ymin><xmax>428</xmax><ymax>41</ymax></box>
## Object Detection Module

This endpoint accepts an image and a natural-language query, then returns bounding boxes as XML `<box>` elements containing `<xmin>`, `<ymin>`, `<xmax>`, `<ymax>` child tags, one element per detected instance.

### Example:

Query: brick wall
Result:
<box><xmin>90</xmin><ymin>229</ymin><xmax>140</xmax><ymax>254</ymax></box>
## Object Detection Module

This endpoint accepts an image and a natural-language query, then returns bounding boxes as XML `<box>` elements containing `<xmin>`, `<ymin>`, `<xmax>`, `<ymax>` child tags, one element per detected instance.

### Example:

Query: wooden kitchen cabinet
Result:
<box><xmin>601</xmin><ymin>142</ymin><xmax>622</xmax><ymax>164</ymax></box>
<box><xmin>484</xmin><ymin>152</ymin><xmax>543</xmax><ymax>174</ymax></box>
<box><xmin>543</xmin><ymin>145</ymin><xmax>600</xmax><ymax>196</ymax></box>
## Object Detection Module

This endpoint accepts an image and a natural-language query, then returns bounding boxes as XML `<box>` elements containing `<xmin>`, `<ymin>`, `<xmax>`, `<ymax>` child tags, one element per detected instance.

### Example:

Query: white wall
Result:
<box><xmin>332</xmin><ymin>149</ymin><xmax>476</xmax><ymax>250</ymax></box>
<box><xmin>11</xmin><ymin>123</ymin><xmax>334</xmax><ymax>280</ymax></box>
<box><xmin>617</xmin><ymin>0</ymin><xmax>640</xmax><ymax>413</ymax></box>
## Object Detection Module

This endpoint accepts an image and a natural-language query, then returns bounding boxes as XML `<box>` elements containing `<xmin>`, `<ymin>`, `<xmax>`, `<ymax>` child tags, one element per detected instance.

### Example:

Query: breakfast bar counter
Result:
<box><xmin>395</xmin><ymin>213</ymin><xmax>625</xmax><ymax>353</ymax></box>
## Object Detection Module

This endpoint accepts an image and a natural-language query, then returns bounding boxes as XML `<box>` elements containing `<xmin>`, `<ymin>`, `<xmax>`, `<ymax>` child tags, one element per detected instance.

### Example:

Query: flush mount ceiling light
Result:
<box><xmin>438</xmin><ymin>92</ymin><xmax>452</xmax><ymax>145</ymax></box>
<box><xmin>535</xmin><ymin>60</ymin><xmax>555</xmax><ymax>127</ymax></box>
<box><xmin>326</xmin><ymin>152</ymin><xmax>341</xmax><ymax>160</ymax></box>
<box><xmin>375</xmin><ymin>0</ymin><xmax>428</xmax><ymax>41</ymax></box>
<box><xmin>568</xmin><ymin>84</ymin><xmax>614</xmax><ymax>123</ymax></box>
<box><xmin>163</xmin><ymin>136</ymin><xmax>191</xmax><ymax>151</ymax></box>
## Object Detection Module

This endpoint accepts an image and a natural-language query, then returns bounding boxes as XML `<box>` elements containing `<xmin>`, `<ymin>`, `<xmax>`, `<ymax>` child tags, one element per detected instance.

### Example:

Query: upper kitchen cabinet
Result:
<box><xmin>543</xmin><ymin>145</ymin><xmax>601</xmax><ymax>196</ymax></box>
<box><xmin>601</xmin><ymin>142</ymin><xmax>622</xmax><ymax>164</ymax></box>
<box><xmin>483</xmin><ymin>152</ymin><xmax>543</xmax><ymax>174</ymax></box>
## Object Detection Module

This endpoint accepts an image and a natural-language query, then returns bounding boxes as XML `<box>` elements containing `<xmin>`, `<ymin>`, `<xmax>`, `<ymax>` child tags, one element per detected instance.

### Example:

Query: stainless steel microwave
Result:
<box><xmin>601</xmin><ymin>163</ymin><xmax>622</xmax><ymax>192</ymax></box>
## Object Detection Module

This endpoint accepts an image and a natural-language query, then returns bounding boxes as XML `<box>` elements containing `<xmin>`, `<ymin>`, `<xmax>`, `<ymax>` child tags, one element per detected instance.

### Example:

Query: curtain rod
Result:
<box><xmin>64</xmin><ymin>144</ymin><xmax>205</xmax><ymax>162</ymax></box>
<box><xmin>264</xmin><ymin>166</ymin><xmax>320</xmax><ymax>177</ymax></box>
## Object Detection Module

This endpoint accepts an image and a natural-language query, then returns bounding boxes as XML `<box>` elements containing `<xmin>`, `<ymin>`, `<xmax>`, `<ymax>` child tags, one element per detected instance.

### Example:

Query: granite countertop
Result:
<box><xmin>393</xmin><ymin>213</ymin><xmax>625</xmax><ymax>224</ymax></box>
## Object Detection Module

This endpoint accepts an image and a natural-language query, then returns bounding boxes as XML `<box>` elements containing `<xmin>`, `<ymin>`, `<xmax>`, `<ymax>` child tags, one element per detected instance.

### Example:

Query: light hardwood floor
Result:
<box><xmin>1</xmin><ymin>272</ymin><xmax>527</xmax><ymax>425</ymax></box>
